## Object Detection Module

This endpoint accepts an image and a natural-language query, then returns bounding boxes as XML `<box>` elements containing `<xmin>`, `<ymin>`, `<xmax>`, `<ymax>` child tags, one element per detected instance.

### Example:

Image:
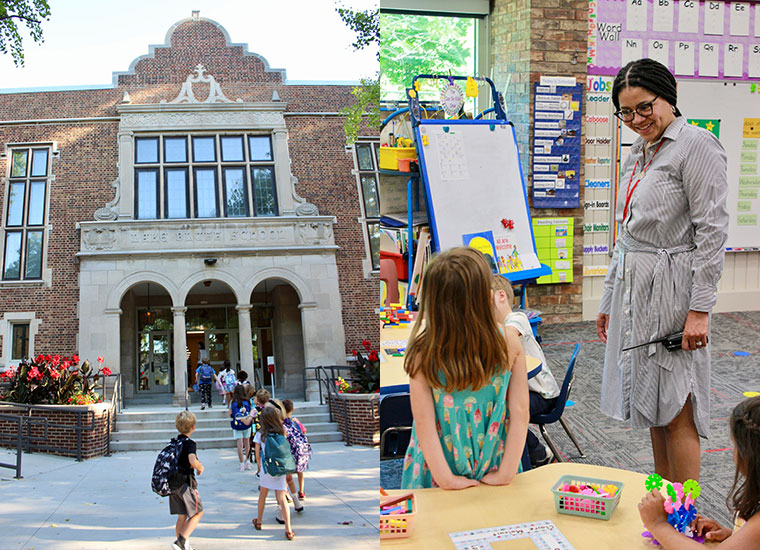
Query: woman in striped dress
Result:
<box><xmin>596</xmin><ymin>59</ymin><xmax>728</xmax><ymax>484</ymax></box>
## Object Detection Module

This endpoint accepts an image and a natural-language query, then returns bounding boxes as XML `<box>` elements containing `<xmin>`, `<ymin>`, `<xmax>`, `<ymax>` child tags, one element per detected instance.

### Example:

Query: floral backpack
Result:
<box><xmin>284</xmin><ymin>417</ymin><xmax>312</xmax><ymax>472</ymax></box>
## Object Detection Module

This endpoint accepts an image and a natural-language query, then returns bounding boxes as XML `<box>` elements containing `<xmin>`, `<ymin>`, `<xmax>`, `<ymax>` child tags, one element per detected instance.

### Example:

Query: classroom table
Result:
<box><xmin>380</xmin><ymin>322</ymin><xmax>543</xmax><ymax>394</ymax></box>
<box><xmin>380</xmin><ymin>462</ymin><xmax>717</xmax><ymax>549</ymax></box>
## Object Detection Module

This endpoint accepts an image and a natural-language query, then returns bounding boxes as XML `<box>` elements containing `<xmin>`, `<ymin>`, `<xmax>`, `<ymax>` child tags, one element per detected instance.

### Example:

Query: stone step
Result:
<box><xmin>118</xmin><ymin>404</ymin><xmax>329</xmax><ymax>421</ymax></box>
<box><xmin>115</xmin><ymin>413</ymin><xmax>332</xmax><ymax>432</ymax></box>
<box><xmin>110</xmin><ymin>430</ymin><xmax>344</xmax><ymax>452</ymax></box>
<box><xmin>111</xmin><ymin>421</ymin><xmax>339</xmax><ymax>442</ymax></box>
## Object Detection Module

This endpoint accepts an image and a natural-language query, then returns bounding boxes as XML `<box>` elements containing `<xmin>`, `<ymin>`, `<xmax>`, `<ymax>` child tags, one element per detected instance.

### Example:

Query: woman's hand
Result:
<box><xmin>596</xmin><ymin>313</ymin><xmax>610</xmax><ymax>343</ymax></box>
<box><xmin>638</xmin><ymin>490</ymin><xmax>668</xmax><ymax>530</ymax></box>
<box><xmin>682</xmin><ymin>310</ymin><xmax>709</xmax><ymax>350</ymax></box>
<box><xmin>435</xmin><ymin>474</ymin><xmax>480</xmax><ymax>490</ymax></box>
<box><xmin>693</xmin><ymin>515</ymin><xmax>732</xmax><ymax>542</ymax></box>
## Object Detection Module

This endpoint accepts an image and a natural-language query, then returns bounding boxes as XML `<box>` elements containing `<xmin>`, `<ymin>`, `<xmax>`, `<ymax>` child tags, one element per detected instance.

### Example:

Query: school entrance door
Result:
<box><xmin>138</xmin><ymin>332</ymin><xmax>172</xmax><ymax>393</ymax></box>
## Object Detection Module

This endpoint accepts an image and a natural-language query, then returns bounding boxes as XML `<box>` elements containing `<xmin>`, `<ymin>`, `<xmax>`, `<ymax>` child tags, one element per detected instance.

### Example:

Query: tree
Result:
<box><xmin>0</xmin><ymin>0</ymin><xmax>51</xmax><ymax>66</ymax></box>
<box><xmin>380</xmin><ymin>13</ymin><xmax>472</xmax><ymax>98</ymax></box>
<box><xmin>335</xmin><ymin>3</ymin><xmax>380</xmax><ymax>144</ymax></box>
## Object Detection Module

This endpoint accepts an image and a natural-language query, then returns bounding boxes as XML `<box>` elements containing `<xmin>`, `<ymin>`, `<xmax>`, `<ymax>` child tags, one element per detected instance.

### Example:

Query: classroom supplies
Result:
<box><xmin>380</xmin><ymin>492</ymin><xmax>416</xmax><ymax>539</ymax></box>
<box><xmin>379</xmin><ymin>146</ymin><xmax>417</xmax><ymax>171</ymax></box>
<box><xmin>449</xmin><ymin>520</ymin><xmax>574</xmax><ymax>550</ymax></box>
<box><xmin>551</xmin><ymin>475</ymin><xmax>624</xmax><ymax>521</ymax></box>
<box><xmin>641</xmin><ymin>475</ymin><xmax>705</xmax><ymax>544</ymax></box>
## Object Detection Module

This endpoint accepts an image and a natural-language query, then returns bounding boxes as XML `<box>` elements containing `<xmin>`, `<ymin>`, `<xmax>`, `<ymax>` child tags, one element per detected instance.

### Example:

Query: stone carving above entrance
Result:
<box><xmin>82</xmin><ymin>227</ymin><xmax>118</xmax><ymax>250</ymax></box>
<box><xmin>165</xmin><ymin>64</ymin><xmax>242</xmax><ymax>104</ymax></box>
<box><xmin>93</xmin><ymin>178</ymin><xmax>121</xmax><ymax>221</ymax></box>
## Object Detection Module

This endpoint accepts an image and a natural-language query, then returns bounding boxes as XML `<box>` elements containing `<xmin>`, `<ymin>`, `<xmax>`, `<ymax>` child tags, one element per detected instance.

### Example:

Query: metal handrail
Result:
<box><xmin>0</xmin><ymin>414</ymin><xmax>24</xmax><ymax>478</ymax></box>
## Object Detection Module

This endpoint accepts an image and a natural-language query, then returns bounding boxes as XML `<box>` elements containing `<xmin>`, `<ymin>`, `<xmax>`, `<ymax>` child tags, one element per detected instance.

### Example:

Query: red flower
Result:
<box><xmin>27</xmin><ymin>366</ymin><xmax>42</xmax><ymax>381</ymax></box>
<box><xmin>361</xmin><ymin>340</ymin><xmax>372</xmax><ymax>351</ymax></box>
<box><xmin>49</xmin><ymin>369</ymin><xmax>60</xmax><ymax>379</ymax></box>
<box><xmin>72</xmin><ymin>354</ymin><xmax>79</xmax><ymax>363</ymax></box>
<box><xmin>101</xmin><ymin>367</ymin><xmax>112</xmax><ymax>376</ymax></box>
<box><xmin>52</xmin><ymin>355</ymin><xmax>60</xmax><ymax>366</ymax></box>
<box><xmin>44</xmin><ymin>355</ymin><xmax>52</xmax><ymax>362</ymax></box>
<box><xmin>351</xmin><ymin>349</ymin><xmax>358</xmax><ymax>356</ymax></box>
<box><xmin>368</xmin><ymin>350</ymin><xmax>379</xmax><ymax>362</ymax></box>
<box><xmin>97</xmin><ymin>356</ymin><xmax>104</xmax><ymax>364</ymax></box>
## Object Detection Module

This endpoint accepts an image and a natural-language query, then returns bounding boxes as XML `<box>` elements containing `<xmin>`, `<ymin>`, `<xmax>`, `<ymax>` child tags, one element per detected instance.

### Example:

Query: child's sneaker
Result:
<box><xmin>245</xmin><ymin>461</ymin><xmax>254</xmax><ymax>470</ymax></box>
<box><xmin>171</xmin><ymin>538</ymin><xmax>185</xmax><ymax>550</ymax></box>
<box><xmin>533</xmin><ymin>444</ymin><xmax>554</xmax><ymax>467</ymax></box>
<box><xmin>239</xmin><ymin>462</ymin><xmax>246</xmax><ymax>472</ymax></box>
<box><xmin>200</xmin><ymin>404</ymin><xmax>206</xmax><ymax>410</ymax></box>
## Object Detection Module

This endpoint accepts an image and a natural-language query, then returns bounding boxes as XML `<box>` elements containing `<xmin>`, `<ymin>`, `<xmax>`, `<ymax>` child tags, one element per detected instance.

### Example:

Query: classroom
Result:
<box><xmin>378</xmin><ymin>1</ymin><xmax>760</xmax><ymax>549</ymax></box>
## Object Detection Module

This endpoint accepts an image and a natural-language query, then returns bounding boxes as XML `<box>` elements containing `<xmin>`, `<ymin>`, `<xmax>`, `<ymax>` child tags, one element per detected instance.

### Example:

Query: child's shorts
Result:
<box><xmin>169</xmin><ymin>483</ymin><xmax>203</xmax><ymax>518</ymax></box>
<box><xmin>233</xmin><ymin>427</ymin><xmax>252</xmax><ymax>439</ymax></box>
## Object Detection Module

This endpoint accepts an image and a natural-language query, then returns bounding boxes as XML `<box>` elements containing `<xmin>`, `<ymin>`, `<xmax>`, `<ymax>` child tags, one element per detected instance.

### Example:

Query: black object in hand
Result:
<box><xmin>622</xmin><ymin>332</ymin><xmax>707</xmax><ymax>352</ymax></box>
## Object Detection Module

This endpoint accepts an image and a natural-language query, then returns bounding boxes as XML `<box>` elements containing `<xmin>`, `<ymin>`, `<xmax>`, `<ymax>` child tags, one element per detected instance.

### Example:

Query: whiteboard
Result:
<box><xmin>414</xmin><ymin>120</ymin><xmax>541</xmax><ymax>272</ymax></box>
<box><xmin>677</xmin><ymin>80</ymin><xmax>760</xmax><ymax>249</ymax></box>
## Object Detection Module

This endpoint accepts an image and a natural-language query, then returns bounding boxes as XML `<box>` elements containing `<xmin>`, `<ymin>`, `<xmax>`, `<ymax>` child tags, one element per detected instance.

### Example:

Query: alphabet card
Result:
<box><xmin>449</xmin><ymin>520</ymin><xmax>574</xmax><ymax>550</ymax></box>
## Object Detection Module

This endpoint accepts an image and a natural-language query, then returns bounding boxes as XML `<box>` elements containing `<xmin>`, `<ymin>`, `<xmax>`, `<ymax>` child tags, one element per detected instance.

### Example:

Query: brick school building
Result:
<box><xmin>0</xmin><ymin>15</ymin><xmax>379</xmax><ymax>403</ymax></box>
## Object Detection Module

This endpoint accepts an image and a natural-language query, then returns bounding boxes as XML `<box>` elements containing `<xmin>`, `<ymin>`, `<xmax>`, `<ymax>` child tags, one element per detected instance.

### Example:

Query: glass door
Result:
<box><xmin>206</xmin><ymin>330</ymin><xmax>238</xmax><ymax>371</ymax></box>
<box><xmin>138</xmin><ymin>332</ymin><xmax>172</xmax><ymax>393</ymax></box>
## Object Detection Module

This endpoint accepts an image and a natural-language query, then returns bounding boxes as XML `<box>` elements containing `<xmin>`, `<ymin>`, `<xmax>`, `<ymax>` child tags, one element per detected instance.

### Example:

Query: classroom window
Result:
<box><xmin>3</xmin><ymin>145</ymin><xmax>51</xmax><ymax>281</ymax></box>
<box><xmin>353</xmin><ymin>141</ymin><xmax>381</xmax><ymax>271</ymax></box>
<box><xmin>133</xmin><ymin>133</ymin><xmax>278</xmax><ymax>220</ymax></box>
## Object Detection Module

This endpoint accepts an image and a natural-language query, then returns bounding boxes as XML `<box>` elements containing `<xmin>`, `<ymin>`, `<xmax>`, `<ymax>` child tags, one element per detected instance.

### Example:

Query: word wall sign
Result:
<box><xmin>589</xmin><ymin>0</ymin><xmax>760</xmax><ymax>80</ymax></box>
<box><xmin>531</xmin><ymin>80</ymin><xmax>583</xmax><ymax>208</ymax></box>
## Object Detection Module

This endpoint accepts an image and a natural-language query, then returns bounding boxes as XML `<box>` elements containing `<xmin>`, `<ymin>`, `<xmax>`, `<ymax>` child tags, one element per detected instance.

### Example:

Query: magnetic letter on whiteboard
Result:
<box><xmin>622</xmin><ymin>38</ymin><xmax>643</xmax><ymax>66</ymax></box>
<box><xmin>653</xmin><ymin>0</ymin><xmax>674</xmax><ymax>32</ymax></box>
<box><xmin>626</xmin><ymin>0</ymin><xmax>647</xmax><ymax>31</ymax></box>
<box><xmin>730</xmin><ymin>3</ymin><xmax>750</xmax><ymax>36</ymax></box>
<box><xmin>698</xmin><ymin>43</ymin><xmax>720</xmax><ymax>76</ymax></box>
<box><xmin>704</xmin><ymin>2</ymin><xmax>725</xmax><ymax>35</ymax></box>
<box><xmin>648</xmin><ymin>40</ymin><xmax>670</xmax><ymax>67</ymax></box>
<box><xmin>678</xmin><ymin>0</ymin><xmax>699</xmax><ymax>33</ymax></box>
<box><xmin>675</xmin><ymin>42</ymin><xmax>695</xmax><ymax>75</ymax></box>
<box><xmin>725</xmin><ymin>43</ymin><xmax>744</xmax><ymax>76</ymax></box>
<box><xmin>749</xmin><ymin>46</ymin><xmax>760</xmax><ymax>76</ymax></box>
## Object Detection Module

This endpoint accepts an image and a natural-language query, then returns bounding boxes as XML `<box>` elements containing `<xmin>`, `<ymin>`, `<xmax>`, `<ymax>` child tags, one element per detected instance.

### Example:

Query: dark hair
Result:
<box><xmin>237</xmin><ymin>370</ymin><xmax>248</xmax><ymax>381</ymax></box>
<box><xmin>223</xmin><ymin>359</ymin><xmax>231</xmax><ymax>369</ymax></box>
<box><xmin>727</xmin><ymin>396</ymin><xmax>760</xmax><ymax>521</ymax></box>
<box><xmin>282</xmin><ymin>399</ymin><xmax>294</xmax><ymax>414</ymax></box>
<box><xmin>232</xmin><ymin>384</ymin><xmax>248</xmax><ymax>408</ymax></box>
<box><xmin>611</xmin><ymin>58</ymin><xmax>682</xmax><ymax>117</ymax></box>
<box><xmin>259</xmin><ymin>406</ymin><xmax>284</xmax><ymax>440</ymax></box>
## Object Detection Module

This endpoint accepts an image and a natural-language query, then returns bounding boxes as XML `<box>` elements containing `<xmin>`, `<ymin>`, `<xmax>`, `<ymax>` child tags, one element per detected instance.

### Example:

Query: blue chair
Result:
<box><xmin>530</xmin><ymin>344</ymin><xmax>586</xmax><ymax>461</ymax></box>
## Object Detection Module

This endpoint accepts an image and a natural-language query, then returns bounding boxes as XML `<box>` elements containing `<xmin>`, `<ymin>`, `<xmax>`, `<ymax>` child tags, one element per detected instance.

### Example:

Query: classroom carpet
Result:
<box><xmin>379</xmin><ymin>310</ymin><xmax>760</xmax><ymax>527</ymax></box>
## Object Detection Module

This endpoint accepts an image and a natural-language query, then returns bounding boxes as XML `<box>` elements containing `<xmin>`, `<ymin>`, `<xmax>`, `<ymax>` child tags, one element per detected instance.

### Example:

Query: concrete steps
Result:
<box><xmin>110</xmin><ymin>400</ymin><xmax>343</xmax><ymax>452</ymax></box>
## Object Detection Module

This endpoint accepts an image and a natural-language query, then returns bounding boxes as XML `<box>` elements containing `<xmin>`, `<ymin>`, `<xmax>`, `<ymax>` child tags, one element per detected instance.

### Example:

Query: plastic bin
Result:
<box><xmin>551</xmin><ymin>475</ymin><xmax>624</xmax><ymax>521</ymax></box>
<box><xmin>380</xmin><ymin>492</ymin><xmax>416</xmax><ymax>539</ymax></box>
<box><xmin>379</xmin><ymin>146</ymin><xmax>417</xmax><ymax>171</ymax></box>
<box><xmin>380</xmin><ymin>250</ymin><xmax>408</xmax><ymax>281</ymax></box>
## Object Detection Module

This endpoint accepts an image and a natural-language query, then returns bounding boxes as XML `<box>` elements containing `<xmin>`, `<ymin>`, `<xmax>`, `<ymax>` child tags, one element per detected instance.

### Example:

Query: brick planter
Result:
<box><xmin>0</xmin><ymin>403</ymin><xmax>114</xmax><ymax>459</ymax></box>
<box><xmin>326</xmin><ymin>393</ymin><xmax>380</xmax><ymax>446</ymax></box>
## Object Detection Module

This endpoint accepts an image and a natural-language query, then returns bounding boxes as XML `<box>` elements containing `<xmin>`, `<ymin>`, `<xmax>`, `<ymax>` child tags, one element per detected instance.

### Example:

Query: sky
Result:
<box><xmin>0</xmin><ymin>0</ymin><xmax>378</xmax><ymax>91</ymax></box>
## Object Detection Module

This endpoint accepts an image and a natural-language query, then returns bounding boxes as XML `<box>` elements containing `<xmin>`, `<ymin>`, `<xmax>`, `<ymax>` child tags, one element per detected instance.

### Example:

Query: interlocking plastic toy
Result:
<box><xmin>642</xmin><ymin>475</ymin><xmax>705</xmax><ymax>546</ymax></box>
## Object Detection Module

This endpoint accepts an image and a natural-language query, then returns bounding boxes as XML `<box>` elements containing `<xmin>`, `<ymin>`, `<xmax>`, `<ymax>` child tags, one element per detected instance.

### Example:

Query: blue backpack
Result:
<box><xmin>198</xmin><ymin>365</ymin><xmax>214</xmax><ymax>384</ymax></box>
<box><xmin>263</xmin><ymin>432</ymin><xmax>297</xmax><ymax>476</ymax></box>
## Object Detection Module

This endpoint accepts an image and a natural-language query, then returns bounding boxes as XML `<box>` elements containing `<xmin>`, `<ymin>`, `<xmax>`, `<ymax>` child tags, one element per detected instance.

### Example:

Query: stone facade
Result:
<box><xmin>0</xmin><ymin>17</ymin><xmax>379</xmax><ymax>402</ymax></box>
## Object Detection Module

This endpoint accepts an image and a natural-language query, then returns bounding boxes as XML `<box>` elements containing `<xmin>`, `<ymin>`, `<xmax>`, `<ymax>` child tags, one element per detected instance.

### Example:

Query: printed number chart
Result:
<box><xmin>449</xmin><ymin>520</ymin><xmax>574</xmax><ymax>550</ymax></box>
<box><xmin>589</xmin><ymin>0</ymin><xmax>760</xmax><ymax>80</ymax></box>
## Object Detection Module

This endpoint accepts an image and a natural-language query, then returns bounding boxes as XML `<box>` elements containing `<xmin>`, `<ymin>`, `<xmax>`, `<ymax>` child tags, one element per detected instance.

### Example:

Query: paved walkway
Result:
<box><xmin>0</xmin><ymin>442</ymin><xmax>379</xmax><ymax>549</ymax></box>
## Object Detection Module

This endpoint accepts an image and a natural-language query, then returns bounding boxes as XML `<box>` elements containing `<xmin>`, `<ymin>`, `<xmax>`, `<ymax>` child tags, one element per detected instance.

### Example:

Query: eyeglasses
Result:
<box><xmin>614</xmin><ymin>96</ymin><xmax>659</xmax><ymax>122</ymax></box>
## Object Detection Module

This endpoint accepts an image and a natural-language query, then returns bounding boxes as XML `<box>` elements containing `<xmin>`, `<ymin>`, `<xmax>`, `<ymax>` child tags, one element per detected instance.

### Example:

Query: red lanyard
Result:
<box><xmin>622</xmin><ymin>140</ymin><xmax>665</xmax><ymax>222</ymax></box>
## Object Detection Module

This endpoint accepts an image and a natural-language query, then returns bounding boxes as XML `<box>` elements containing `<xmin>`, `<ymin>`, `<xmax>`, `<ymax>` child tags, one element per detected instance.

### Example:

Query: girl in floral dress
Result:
<box><xmin>401</xmin><ymin>247</ymin><xmax>529</xmax><ymax>490</ymax></box>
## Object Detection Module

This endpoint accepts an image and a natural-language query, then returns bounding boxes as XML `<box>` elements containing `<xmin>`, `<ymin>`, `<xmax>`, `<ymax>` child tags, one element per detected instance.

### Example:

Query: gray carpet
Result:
<box><xmin>380</xmin><ymin>310</ymin><xmax>760</xmax><ymax>527</ymax></box>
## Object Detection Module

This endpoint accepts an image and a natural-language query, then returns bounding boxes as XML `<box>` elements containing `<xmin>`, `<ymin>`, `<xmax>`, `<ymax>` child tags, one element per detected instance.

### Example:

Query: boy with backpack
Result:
<box><xmin>195</xmin><ymin>358</ymin><xmax>218</xmax><ymax>410</ymax></box>
<box><xmin>168</xmin><ymin>411</ymin><xmax>204</xmax><ymax>550</ymax></box>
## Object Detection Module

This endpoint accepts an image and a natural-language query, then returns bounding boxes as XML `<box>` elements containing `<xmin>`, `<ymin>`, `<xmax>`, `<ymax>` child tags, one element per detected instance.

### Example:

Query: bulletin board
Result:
<box><xmin>677</xmin><ymin>79</ymin><xmax>760</xmax><ymax>249</ymax></box>
<box><xmin>589</xmin><ymin>0</ymin><xmax>760</xmax><ymax>80</ymax></box>
<box><xmin>414</xmin><ymin>119</ymin><xmax>543</xmax><ymax>275</ymax></box>
<box><xmin>532</xmin><ymin>83</ymin><xmax>583</xmax><ymax>208</ymax></box>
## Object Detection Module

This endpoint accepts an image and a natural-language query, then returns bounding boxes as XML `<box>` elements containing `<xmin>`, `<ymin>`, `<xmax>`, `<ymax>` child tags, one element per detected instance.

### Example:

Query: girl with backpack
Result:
<box><xmin>229</xmin><ymin>385</ymin><xmax>255</xmax><ymax>471</ymax></box>
<box><xmin>219</xmin><ymin>360</ymin><xmax>236</xmax><ymax>407</ymax></box>
<box><xmin>252</xmin><ymin>406</ymin><xmax>296</xmax><ymax>540</ymax></box>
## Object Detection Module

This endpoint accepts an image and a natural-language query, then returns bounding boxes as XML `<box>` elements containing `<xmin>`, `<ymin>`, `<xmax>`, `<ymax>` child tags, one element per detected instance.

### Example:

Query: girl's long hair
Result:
<box><xmin>404</xmin><ymin>247</ymin><xmax>510</xmax><ymax>393</ymax></box>
<box><xmin>728</xmin><ymin>396</ymin><xmax>760</xmax><ymax>521</ymax></box>
<box><xmin>232</xmin><ymin>384</ymin><xmax>248</xmax><ymax>409</ymax></box>
<box><xmin>259</xmin><ymin>406</ymin><xmax>285</xmax><ymax>440</ymax></box>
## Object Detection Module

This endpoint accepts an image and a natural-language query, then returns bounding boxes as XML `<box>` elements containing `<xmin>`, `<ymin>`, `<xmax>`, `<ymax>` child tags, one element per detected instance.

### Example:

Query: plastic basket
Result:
<box><xmin>380</xmin><ymin>492</ymin><xmax>416</xmax><ymax>539</ymax></box>
<box><xmin>379</xmin><ymin>147</ymin><xmax>417</xmax><ymax>170</ymax></box>
<box><xmin>551</xmin><ymin>475</ymin><xmax>624</xmax><ymax>521</ymax></box>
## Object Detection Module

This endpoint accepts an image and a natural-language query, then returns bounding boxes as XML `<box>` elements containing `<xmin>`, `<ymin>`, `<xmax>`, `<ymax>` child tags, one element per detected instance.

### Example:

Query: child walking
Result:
<box><xmin>252</xmin><ymin>407</ymin><xmax>295</xmax><ymax>540</ymax></box>
<box><xmin>229</xmin><ymin>385</ymin><xmax>255</xmax><ymax>471</ymax></box>
<box><xmin>219</xmin><ymin>360</ymin><xmax>236</xmax><ymax>407</ymax></box>
<box><xmin>492</xmin><ymin>274</ymin><xmax>559</xmax><ymax>467</ymax></box>
<box><xmin>170</xmin><ymin>411</ymin><xmax>204</xmax><ymax>550</ymax></box>
<box><xmin>195</xmin><ymin>358</ymin><xmax>217</xmax><ymax>410</ymax></box>
<box><xmin>639</xmin><ymin>395</ymin><xmax>760</xmax><ymax>548</ymax></box>
<box><xmin>282</xmin><ymin>399</ymin><xmax>311</xmax><ymax>499</ymax></box>
<box><xmin>401</xmin><ymin>247</ymin><xmax>529</xmax><ymax>490</ymax></box>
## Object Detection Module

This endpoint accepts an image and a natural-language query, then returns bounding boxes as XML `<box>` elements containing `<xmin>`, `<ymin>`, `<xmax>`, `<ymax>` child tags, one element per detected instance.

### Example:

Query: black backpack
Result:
<box><xmin>151</xmin><ymin>437</ymin><xmax>184</xmax><ymax>496</ymax></box>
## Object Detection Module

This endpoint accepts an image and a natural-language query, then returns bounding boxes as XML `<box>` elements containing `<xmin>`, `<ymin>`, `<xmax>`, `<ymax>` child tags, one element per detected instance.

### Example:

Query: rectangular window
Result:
<box><xmin>251</xmin><ymin>167</ymin><xmax>278</xmax><ymax>216</ymax></box>
<box><xmin>136</xmin><ymin>169</ymin><xmax>159</xmax><ymax>219</ymax></box>
<box><xmin>133</xmin><ymin>133</ymin><xmax>278</xmax><ymax>220</ymax></box>
<box><xmin>10</xmin><ymin>323</ymin><xmax>30</xmax><ymax>361</ymax></box>
<box><xmin>3</xmin><ymin>145</ymin><xmax>51</xmax><ymax>281</ymax></box>
<box><xmin>194</xmin><ymin>168</ymin><xmax>218</xmax><ymax>218</ymax></box>
<box><xmin>353</xmin><ymin>140</ymin><xmax>381</xmax><ymax>271</ymax></box>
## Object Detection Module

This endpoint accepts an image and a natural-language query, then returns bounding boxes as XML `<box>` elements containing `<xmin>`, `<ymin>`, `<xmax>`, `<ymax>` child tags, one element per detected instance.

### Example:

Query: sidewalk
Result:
<box><xmin>0</xmin><ymin>442</ymin><xmax>379</xmax><ymax>549</ymax></box>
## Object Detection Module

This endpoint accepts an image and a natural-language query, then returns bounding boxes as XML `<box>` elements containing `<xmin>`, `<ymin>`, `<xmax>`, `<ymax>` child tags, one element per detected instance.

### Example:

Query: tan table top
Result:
<box><xmin>380</xmin><ymin>323</ymin><xmax>541</xmax><ymax>390</ymax></box>
<box><xmin>380</xmin><ymin>462</ymin><xmax>717</xmax><ymax>549</ymax></box>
